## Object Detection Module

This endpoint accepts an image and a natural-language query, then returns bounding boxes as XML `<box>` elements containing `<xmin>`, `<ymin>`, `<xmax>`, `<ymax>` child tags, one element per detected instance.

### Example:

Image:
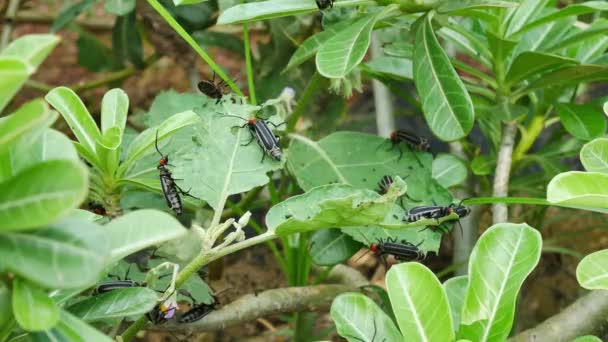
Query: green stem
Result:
<box><xmin>243</xmin><ymin>22</ymin><xmax>257</xmax><ymax>105</ymax></box>
<box><xmin>287</xmin><ymin>71</ymin><xmax>323</xmax><ymax>132</ymax></box>
<box><xmin>145</xmin><ymin>0</ymin><xmax>243</xmax><ymax>96</ymax></box>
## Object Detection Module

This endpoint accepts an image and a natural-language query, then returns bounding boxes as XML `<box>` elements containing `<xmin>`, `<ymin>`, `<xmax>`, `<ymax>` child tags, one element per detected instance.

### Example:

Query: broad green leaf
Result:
<box><xmin>284</xmin><ymin>20</ymin><xmax>353</xmax><ymax>73</ymax></box>
<box><xmin>0</xmin><ymin>58</ymin><xmax>29</xmax><ymax>114</ymax></box>
<box><xmin>386</xmin><ymin>263</ymin><xmax>454</xmax><ymax>342</ymax></box>
<box><xmin>547</xmin><ymin>172</ymin><xmax>608</xmax><ymax>212</ymax></box>
<box><xmin>217</xmin><ymin>0</ymin><xmax>372</xmax><ymax>25</ymax></box>
<box><xmin>120</xmin><ymin>110</ymin><xmax>200</xmax><ymax>175</ymax></box>
<box><xmin>31</xmin><ymin>310</ymin><xmax>113</xmax><ymax>342</ymax></box>
<box><xmin>171</xmin><ymin>107</ymin><xmax>282</xmax><ymax>210</ymax></box>
<box><xmin>310</xmin><ymin>229</ymin><xmax>360</xmax><ymax>266</ymax></box>
<box><xmin>101</xmin><ymin>88</ymin><xmax>129</xmax><ymax>134</ymax></box>
<box><xmin>513</xmin><ymin>1</ymin><xmax>608</xmax><ymax>37</ymax></box>
<box><xmin>580</xmin><ymin>138</ymin><xmax>608</xmax><ymax>173</ymax></box>
<box><xmin>517</xmin><ymin>65</ymin><xmax>608</xmax><ymax>95</ymax></box>
<box><xmin>316</xmin><ymin>8</ymin><xmax>394</xmax><ymax>78</ymax></box>
<box><xmin>570</xmin><ymin>336</ymin><xmax>603</xmax><ymax>342</ymax></box>
<box><xmin>330</xmin><ymin>292</ymin><xmax>403</xmax><ymax>342</ymax></box>
<box><xmin>546</xmin><ymin>20</ymin><xmax>608</xmax><ymax>52</ymax></box>
<box><xmin>105</xmin><ymin>209</ymin><xmax>187</xmax><ymax>263</ymax></box>
<box><xmin>76</xmin><ymin>31</ymin><xmax>116</xmax><ymax>72</ymax></box>
<box><xmin>0</xmin><ymin>99</ymin><xmax>52</xmax><ymax>156</ymax></box>
<box><xmin>444</xmin><ymin>275</ymin><xmax>468</xmax><ymax>332</ymax></box>
<box><xmin>45</xmin><ymin>87</ymin><xmax>101</xmax><ymax>155</ymax></box>
<box><xmin>505</xmin><ymin>52</ymin><xmax>578</xmax><ymax>85</ymax></box>
<box><xmin>432</xmin><ymin>154</ymin><xmax>467</xmax><ymax>188</ymax></box>
<box><xmin>504</xmin><ymin>0</ymin><xmax>549</xmax><ymax>37</ymax></box>
<box><xmin>437</xmin><ymin>0</ymin><xmax>516</xmax><ymax>15</ymax></box>
<box><xmin>51</xmin><ymin>0</ymin><xmax>97</xmax><ymax>32</ymax></box>
<box><xmin>0</xmin><ymin>219</ymin><xmax>109</xmax><ymax>289</ymax></box>
<box><xmin>0</xmin><ymin>160</ymin><xmax>88</xmax><ymax>232</ymax></box>
<box><xmin>67</xmin><ymin>287</ymin><xmax>157</xmax><ymax>321</ymax></box>
<box><xmin>557</xmin><ymin>103</ymin><xmax>606</xmax><ymax>141</ymax></box>
<box><xmin>104</xmin><ymin>0</ymin><xmax>135</xmax><ymax>15</ymax></box>
<box><xmin>576</xmin><ymin>250</ymin><xmax>608</xmax><ymax>290</ymax></box>
<box><xmin>112</xmin><ymin>11</ymin><xmax>144</xmax><ymax>68</ymax></box>
<box><xmin>0</xmin><ymin>34</ymin><xmax>60</xmax><ymax>72</ymax></box>
<box><xmin>459</xmin><ymin>223</ymin><xmax>541</xmax><ymax>342</ymax></box>
<box><xmin>362</xmin><ymin>56</ymin><xmax>413</xmax><ymax>81</ymax></box>
<box><xmin>0</xmin><ymin>282</ymin><xmax>11</xmax><ymax>335</ymax></box>
<box><xmin>12</xmin><ymin>279</ymin><xmax>59</xmax><ymax>331</ymax></box>
<box><xmin>414</xmin><ymin>14</ymin><xmax>474</xmax><ymax>141</ymax></box>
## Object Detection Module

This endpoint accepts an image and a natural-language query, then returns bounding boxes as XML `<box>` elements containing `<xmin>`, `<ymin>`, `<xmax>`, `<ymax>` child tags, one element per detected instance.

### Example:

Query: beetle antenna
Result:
<box><xmin>154</xmin><ymin>130</ymin><xmax>164</xmax><ymax>158</ymax></box>
<box><xmin>219</xmin><ymin>114</ymin><xmax>248</xmax><ymax>122</ymax></box>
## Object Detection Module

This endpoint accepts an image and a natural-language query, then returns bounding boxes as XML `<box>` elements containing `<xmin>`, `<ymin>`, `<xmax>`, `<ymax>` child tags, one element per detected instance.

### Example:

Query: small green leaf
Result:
<box><xmin>0</xmin><ymin>58</ymin><xmax>29</xmax><ymax>114</ymax></box>
<box><xmin>570</xmin><ymin>336</ymin><xmax>603</xmax><ymax>342</ymax></box>
<box><xmin>547</xmin><ymin>171</ymin><xmax>608</xmax><ymax>213</ymax></box>
<box><xmin>504</xmin><ymin>0</ymin><xmax>549</xmax><ymax>37</ymax></box>
<box><xmin>414</xmin><ymin>14</ymin><xmax>474</xmax><ymax>141</ymax></box>
<box><xmin>12</xmin><ymin>279</ymin><xmax>59</xmax><ymax>331</ymax></box>
<box><xmin>330</xmin><ymin>292</ymin><xmax>403</xmax><ymax>342</ymax></box>
<box><xmin>580</xmin><ymin>138</ymin><xmax>608</xmax><ymax>173</ymax></box>
<box><xmin>386</xmin><ymin>263</ymin><xmax>454</xmax><ymax>341</ymax></box>
<box><xmin>517</xmin><ymin>65</ymin><xmax>608</xmax><ymax>95</ymax></box>
<box><xmin>470</xmin><ymin>156</ymin><xmax>494</xmax><ymax>176</ymax></box>
<box><xmin>31</xmin><ymin>310</ymin><xmax>113</xmax><ymax>342</ymax></box>
<box><xmin>557</xmin><ymin>103</ymin><xmax>606</xmax><ymax>141</ymax></box>
<box><xmin>437</xmin><ymin>0</ymin><xmax>516</xmax><ymax>15</ymax></box>
<box><xmin>105</xmin><ymin>209</ymin><xmax>188</xmax><ymax>263</ymax></box>
<box><xmin>0</xmin><ymin>282</ymin><xmax>11</xmax><ymax>335</ymax></box>
<box><xmin>76</xmin><ymin>31</ymin><xmax>116</xmax><ymax>72</ymax></box>
<box><xmin>101</xmin><ymin>88</ymin><xmax>129</xmax><ymax>134</ymax></box>
<box><xmin>0</xmin><ymin>34</ymin><xmax>61</xmax><ymax>72</ymax></box>
<box><xmin>112</xmin><ymin>11</ymin><xmax>144</xmax><ymax>68</ymax></box>
<box><xmin>505</xmin><ymin>52</ymin><xmax>578</xmax><ymax>85</ymax></box>
<box><xmin>51</xmin><ymin>0</ymin><xmax>97</xmax><ymax>32</ymax></box>
<box><xmin>546</xmin><ymin>20</ymin><xmax>608</xmax><ymax>52</ymax></box>
<box><xmin>576</xmin><ymin>250</ymin><xmax>608</xmax><ymax>290</ymax></box>
<box><xmin>0</xmin><ymin>160</ymin><xmax>88</xmax><ymax>232</ymax></box>
<box><xmin>217</xmin><ymin>0</ymin><xmax>372</xmax><ymax>25</ymax></box>
<box><xmin>316</xmin><ymin>8</ymin><xmax>394</xmax><ymax>78</ymax></box>
<box><xmin>0</xmin><ymin>219</ymin><xmax>109</xmax><ymax>289</ymax></box>
<box><xmin>362</xmin><ymin>56</ymin><xmax>413</xmax><ymax>81</ymax></box>
<box><xmin>459</xmin><ymin>223</ymin><xmax>541</xmax><ymax>342</ymax></box>
<box><xmin>67</xmin><ymin>287</ymin><xmax>157</xmax><ymax>321</ymax></box>
<box><xmin>310</xmin><ymin>229</ymin><xmax>361</xmax><ymax>266</ymax></box>
<box><xmin>0</xmin><ymin>99</ymin><xmax>52</xmax><ymax>156</ymax></box>
<box><xmin>432</xmin><ymin>154</ymin><xmax>467</xmax><ymax>188</ymax></box>
<box><xmin>45</xmin><ymin>87</ymin><xmax>102</xmax><ymax>155</ymax></box>
<box><xmin>444</xmin><ymin>276</ymin><xmax>468</xmax><ymax>332</ymax></box>
<box><xmin>104</xmin><ymin>0</ymin><xmax>135</xmax><ymax>15</ymax></box>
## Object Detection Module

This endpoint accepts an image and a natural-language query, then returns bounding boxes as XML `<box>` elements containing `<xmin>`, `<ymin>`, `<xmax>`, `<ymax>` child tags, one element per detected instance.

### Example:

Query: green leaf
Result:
<box><xmin>513</xmin><ymin>1</ymin><xmax>608</xmax><ymax>37</ymax></box>
<box><xmin>505</xmin><ymin>52</ymin><xmax>578</xmax><ymax>85</ymax></box>
<box><xmin>576</xmin><ymin>250</ymin><xmax>608</xmax><ymax>290</ymax></box>
<box><xmin>330</xmin><ymin>292</ymin><xmax>403</xmax><ymax>342</ymax></box>
<box><xmin>171</xmin><ymin>107</ymin><xmax>282</xmax><ymax>210</ymax></box>
<box><xmin>0</xmin><ymin>219</ymin><xmax>109</xmax><ymax>289</ymax></box>
<box><xmin>105</xmin><ymin>209</ymin><xmax>187</xmax><ymax>263</ymax></box>
<box><xmin>546</xmin><ymin>20</ymin><xmax>608</xmax><ymax>52</ymax></box>
<box><xmin>101</xmin><ymin>88</ymin><xmax>129</xmax><ymax>135</ymax></box>
<box><xmin>0</xmin><ymin>34</ymin><xmax>61</xmax><ymax>72</ymax></box>
<box><xmin>517</xmin><ymin>65</ymin><xmax>608</xmax><ymax>95</ymax></box>
<box><xmin>310</xmin><ymin>229</ymin><xmax>360</xmax><ymax>266</ymax></box>
<box><xmin>0</xmin><ymin>99</ymin><xmax>52</xmax><ymax>156</ymax></box>
<box><xmin>386</xmin><ymin>263</ymin><xmax>454</xmax><ymax>341</ymax></box>
<box><xmin>12</xmin><ymin>278</ymin><xmax>59</xmax><ymax>331</ymax></box>
<box><xmin>437</xmin><ymin>0</ymin><xmax>516</xmax><ymax>15</ymax></box>
<box><xmin>470</xmin><ymin>155</ymin><xmax>494</xmax><ymax>176</ymax></box>
<box><xmin>51</xmin><ymin>0</ymin><xmax>97</xmax><ymax>32</ymax></box>
<box><xmin>432</xmin><ymin>154</ymin><xmax>467</xmax><ymax>188</ymax></box>
<box><xmin>67</xmin><ymin>287</ymin><xmax>157</xmax><ymax>322</ymax></box>
<box><xmin>504</xmin><ymin>0</ymin><xmax>549</xmax><ymax>37</ymax></box>
<box><xmin>0</xmin><ymin>58</ymin><xmax>29</xmax><ymax>114</ymax></box>
<box><xmin>557</xmin><ymin>103</ymin><xmax>606</xmax><ymax>141</ymax></box>
<box><xmin>217</xmin><ymin>0</ymin><xmax>372</xmax><ymax>25</ymax></box>
<box><xmin>284</xmin><ymin>20</ymin><xmax>352</xmax><ymax>73</ymax></box>
<box><xmin>76</xmin><ymin>31</ymin><xmax>116</xmax><ymax>72</ymax></box>
<box><xmin>459</xmin><ymin>223</ymin><xmax>542</xmax><ymax>342</ymax></box>
<box><xmin>444</xmin><ymin>275</ymin><xmax>468</xmax><ymax>332</ymax></box>
<box><xmin>31</xmin><ymin>310</ymin><xmax>113</xmax><ymax>342</ymax></box>
<box><xmin>316</xmin><ymin>8</ymin><xmax>393</xmax><ymax>78</ymax></box>
<box><xmin>414</xmin><ymin>14</ymin><xmax>474</xmax><ymax>141</ymax></box>
<box><xmin>120</xmin><ymin>110</ymin><xmax>200</xmax><ymax>175</ymax></box>
<box><xmin>45</xmin><ymin>87</ymin><xmax>102</xmax><ymax>155</ymax></box>
<box><xmin>112</xmin><ymin>11</ymin><xmax>144</xmax><ymax>68</ymax></box>
<box><xmin>547</xmin><ymin>171</ymin><xmax>608</xmax><ymax>213</ymax></box>
<box><xmin>580</xmin><ymin>138</ymin><xmax>608</xmax><ymax>173</ymax></box>
<box><xmin>570</xmin><ymin>336</ymin><xmax>603</xmax><ymax>342</ymax></box>
<box><xmin>0</xmin><ymin>160</ymin><xmax>88</xmax><ymax>232</ymax></box>
<box><xmin>362</xmin><ymin>56</ymin><xmax>413</xmax><ymax>81</ymax></box>
<box><xmin>104</xmin><ymin>0</ymin><xmax>135</xmax><ymax>15</ymax></box>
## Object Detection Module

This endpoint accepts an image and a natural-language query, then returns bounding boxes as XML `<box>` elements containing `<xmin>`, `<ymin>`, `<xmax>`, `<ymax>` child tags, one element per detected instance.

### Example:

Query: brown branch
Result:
<box><xmin>509</xmin><ymin>290</ymin><xmax>608</xmax><ymax>342</ymax></box>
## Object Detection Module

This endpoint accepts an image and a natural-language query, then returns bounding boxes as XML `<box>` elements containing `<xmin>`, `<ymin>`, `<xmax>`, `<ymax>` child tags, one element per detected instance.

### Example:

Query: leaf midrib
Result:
<box><xmin>291</xmin><ymin>134</ymin><xmax>348</xmax><ymax>184</ymax></box>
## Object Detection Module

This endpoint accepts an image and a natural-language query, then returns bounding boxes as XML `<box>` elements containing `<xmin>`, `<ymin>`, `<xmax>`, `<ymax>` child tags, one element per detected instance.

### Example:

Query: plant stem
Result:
<box><xmin>371</xmin><ymin>32</ymin><xmax>395</xmax><ymax>137</ymax></box>
<box><xmin>0</xmin><ymin>0</ymin><xmax>20</xmax><ymax>50</ymax></box>
<box><xmin>287</xmin><ymin>71</ymin><xmax>323</xmax><ymax>132</ymax></box>
<box><xmin>243</xmin><ymin>22</ymin><xmax>257</xmax><ymax>105</ymax></box>
<box><xmin>145</xmin><ymin>0</ymin><xmax>243</xmax><ymax>96</ymax></box>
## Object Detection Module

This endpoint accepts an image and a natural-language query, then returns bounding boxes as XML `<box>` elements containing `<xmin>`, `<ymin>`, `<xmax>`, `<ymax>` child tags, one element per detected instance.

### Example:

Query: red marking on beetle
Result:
<box><xmin>159</xmin><ymin>157</ymin><xmax>168</xmax><ymax>166</ymax></box>
<box><xmin>247</xmin><ymin>117</ymin><xmax>257</xmax><ymax>125</ymax></box>
<box><xmin>370</xmin><ymin>243</ymin><xmax>378</xmax><ymax>253</ymax></box>
<box><xmin>389</xmin><ymin>131</ymin><xmax>398</xmax><ymax>142</ymax></box>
